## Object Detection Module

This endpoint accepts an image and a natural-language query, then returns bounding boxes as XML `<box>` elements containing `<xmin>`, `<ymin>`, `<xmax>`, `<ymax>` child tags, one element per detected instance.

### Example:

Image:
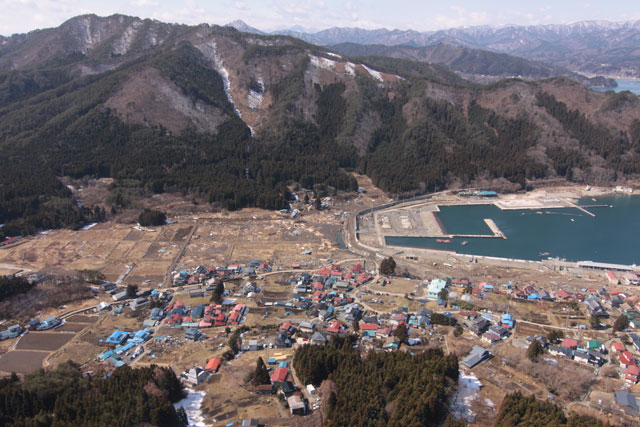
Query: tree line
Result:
<box><xmin>293</xmin><ymin>336</ymin><xmax>459</xmax><ymax>426</ymax></box>
<box><xmin>0</xmin><ymin>362</ymin><xmax>187</xmax><ymax>426</ymax></box>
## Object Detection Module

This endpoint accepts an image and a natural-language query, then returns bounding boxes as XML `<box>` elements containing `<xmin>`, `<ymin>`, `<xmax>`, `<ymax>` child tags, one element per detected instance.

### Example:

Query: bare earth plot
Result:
<box><xmin>16</xmin><ymin>332</ymin><xmax>75</xmax><ymax>351</ymax></box>
<box><xmin>0</xmin><ymin>351</ymin><xmax>49</xmax><ymax>374</ymax></box>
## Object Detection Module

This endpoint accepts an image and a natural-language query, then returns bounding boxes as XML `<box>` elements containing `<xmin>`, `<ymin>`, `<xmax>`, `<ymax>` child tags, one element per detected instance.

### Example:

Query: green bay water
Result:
<box><xmin>385</xmin><ymin>195</ymin><xmax>640</xmax><ymax>265</ymax></box>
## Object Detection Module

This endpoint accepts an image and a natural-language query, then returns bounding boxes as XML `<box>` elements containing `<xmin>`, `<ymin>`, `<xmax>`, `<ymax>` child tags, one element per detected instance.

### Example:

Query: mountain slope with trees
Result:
<box><xmin>1</xmin><ymin>14</ymin><xmax>640</xmax><ymax>237</ymax></box>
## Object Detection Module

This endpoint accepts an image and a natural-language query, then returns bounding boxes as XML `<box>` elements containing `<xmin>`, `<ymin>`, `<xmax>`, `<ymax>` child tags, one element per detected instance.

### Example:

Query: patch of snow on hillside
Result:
<box><xmin>112</xmin><ymin>21</ymin><xmax>141</xmax><ymax>55</ymax></box>
<box><xmin>196</xmin><ymin>41</ymin><xmax>253</xmax><ymax>134</ymax></box>
<box><xmin>174</xmin><ymin>389</ymin><xmax>209</xmax><ymax>427</ymax></box>
<box><xmin>248</xmin><ymin>76</ymin><xmax>264</xmax><ymax>109</ymax></box>
<box><xmin>450</xmin><ymin>372</ymin><xmax>482</xmax><ymax>422</ymax></box>
<box><xmin>362</xmin><ymin>64</ymin><xmax>384</xmax><ymax>82</ymax></box>
<box><xmin>327</xmin><ymin>52</ymin><xmax>342</xmax><ymax>59</ymax></box>
<box><xmin>309</xmin><ymin>55</ymin><xmax>337</xmax><ymax>71</ymax></box>
<box><xmin>344</xmin><ymin>62</ymin><xmax>356</xmax><ymax>76</ymax></box>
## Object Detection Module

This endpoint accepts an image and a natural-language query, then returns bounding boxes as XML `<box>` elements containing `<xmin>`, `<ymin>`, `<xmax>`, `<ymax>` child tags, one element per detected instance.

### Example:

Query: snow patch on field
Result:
<box><xmin>309</xmin><ymin>55</ymin><xmax>337</xmax><ymax>71</ymax></box>
<box><xmin>362</xmin><ymin>64</ymin><xmax>384</xmax><ymax>82</ymax></box>
<box><xmin>174</xmin><ymin>389</ymin><xmax>209</xmax><ymax>427</ymax></box>
<box><xmin>80</xmin><ymin>223</ymin><xmax>97</xmax><ymax>231</ymax></box>
<box><xmin>450</xmin><ymin>372</ymin><xmax>482</xmax><ymax>422</ymax></box>
<box><xmin>327</xmin><ymin>52</ymin><xmax>342</xmax><ymax>59</ymax></box>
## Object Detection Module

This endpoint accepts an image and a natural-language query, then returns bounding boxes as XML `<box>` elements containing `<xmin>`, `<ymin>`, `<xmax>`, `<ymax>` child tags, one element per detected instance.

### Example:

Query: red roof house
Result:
<box><xmin>205</xmin><ymin>357</ymin><xmax>221</xmax><ymax>373</ymax></box>
<box><xmin>625</xmin><ymin>365</ymin><xmax>640</xmax><ymax>383</ymax></box>
<box><xmin>612</xmin><ymin>342</ymin><xmax>625</xmax><ymax>353</ymax></box>
<box><xmin>271</xmin><ymin>367</ymin><xmax>289</xmax><ymax>383</ymax></box>
<box><xmin>360</xmin><ymin>323</ymin><xmax>379</xmax><ymax>331</ymax></box>
<box><xmin>561</xmin><ymin>338</ymin><xmax>578</xmax><ymax>349</ymax></box>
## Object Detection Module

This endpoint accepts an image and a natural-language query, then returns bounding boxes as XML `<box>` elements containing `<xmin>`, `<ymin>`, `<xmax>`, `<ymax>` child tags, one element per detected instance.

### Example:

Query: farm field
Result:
<box><xmin>16</xmin><ymin>332</ymin><xmax>75</xmax><ymax>351</ymax></box>
<box><xmin>0</xmin><ymin>351</ymin><xmax>49</xmax><ymax>374</ymax></box>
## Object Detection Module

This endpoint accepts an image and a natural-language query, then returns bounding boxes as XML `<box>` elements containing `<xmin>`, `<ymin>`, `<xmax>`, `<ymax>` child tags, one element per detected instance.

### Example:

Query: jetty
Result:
<box><xmin>484</xmin><ymin>219</ymin><xmax>506</xmax><ymax>239</ymax></box>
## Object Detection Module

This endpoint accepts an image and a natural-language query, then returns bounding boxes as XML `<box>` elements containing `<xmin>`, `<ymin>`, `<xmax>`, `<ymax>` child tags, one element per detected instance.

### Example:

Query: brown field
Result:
<box><xmin>0</xmin><ymin>350</ymin><xmax>49</xmax><ymax>374</ymax></box>
<box><xmin>57</xmin><ymin>323</ymin><xmax>89</xmax><ymax>333</ymax></box>
<box><xmin>16</xmin><ymin>332</ymin><xmax>75</xmax><ymax>351</ymax></box>
<box><xmin>66</xmin><ymin>315</ymin><xmax>98</xmax><ymax>323</ymax></box>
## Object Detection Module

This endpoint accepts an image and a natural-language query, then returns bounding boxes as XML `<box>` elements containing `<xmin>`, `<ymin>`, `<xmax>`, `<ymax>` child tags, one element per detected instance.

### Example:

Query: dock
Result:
<box><xmin>484</xmin><ymin>219</ymin><xmax>506</xmax><ymax>239</ymax></box>
<box><xmin>568</xmin><ymin>201</ymin><xmax>596</xmax><ymax>217</ymax></box>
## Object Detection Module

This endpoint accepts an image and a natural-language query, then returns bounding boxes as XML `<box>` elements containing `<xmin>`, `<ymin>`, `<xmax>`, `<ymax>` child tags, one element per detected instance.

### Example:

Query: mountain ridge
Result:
<box><xmin>1</xmin><ymin>14</ymin><xmax>640</xmax><ymax>238</ymax></box>
<box><xmin>225</xmin><ymin>18</ymin><xmax>640</xmax><ymax>79</ymax></box>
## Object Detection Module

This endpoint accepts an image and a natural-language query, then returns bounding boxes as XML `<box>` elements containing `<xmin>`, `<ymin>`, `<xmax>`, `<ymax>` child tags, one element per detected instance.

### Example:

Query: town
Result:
<box><xmin>2</xmin><ymin>182</ymin><xmax>640</xmax><ymax>426</ymax></box>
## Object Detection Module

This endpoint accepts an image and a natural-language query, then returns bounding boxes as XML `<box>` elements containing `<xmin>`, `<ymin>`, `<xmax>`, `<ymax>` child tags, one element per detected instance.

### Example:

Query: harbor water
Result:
<box><xmin>385</xmin><ymin>195</ymin><xmax>640</xmax><ymax>265</ymax></box>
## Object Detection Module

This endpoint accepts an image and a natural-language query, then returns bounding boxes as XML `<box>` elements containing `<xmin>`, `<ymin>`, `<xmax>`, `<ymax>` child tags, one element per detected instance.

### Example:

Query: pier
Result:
<box><xmin>483</xmin><ymin>219</ymin><xmax>506</xmax><ymax>239</ymax></box>
<box><xmin>568</xmin><ymin>201</ymin><xmax>596</xmax><ymax>217</ymax></box>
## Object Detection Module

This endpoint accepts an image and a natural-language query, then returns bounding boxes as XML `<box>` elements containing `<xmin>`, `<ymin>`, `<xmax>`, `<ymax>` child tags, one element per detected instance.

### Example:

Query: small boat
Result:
<box><xmin>461</xmin><ymin>241</ymin><xmax>468</xmax><ymax>246</ymax></box>
<box><xmin>444</xmin><ymin>239</ymin><xmax>450</xmax><ymax>243</ymax></box>
<box><xmin>436</xmin><ymin>239</ymin><xmax>443</xmax><ymax>243</ymax></box>
<box><xmin>570</xmin><ymin>218</ymin><xmax>575</xmax><ymax>222</ymax></box>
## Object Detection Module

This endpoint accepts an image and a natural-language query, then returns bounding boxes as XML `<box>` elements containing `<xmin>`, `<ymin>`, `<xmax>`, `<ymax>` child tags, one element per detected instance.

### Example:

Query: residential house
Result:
<box><xmin>470</xmin><ymin>318</ymin><xmax>491</xmax><ymax>336</ymax></box>
<box><xmin>428</xmin><ymin>279</ymin><xmax>448</xmax><ymax>299</ymax></box>
<box><xmin>625</xmin><ymin>365</ymin><xmax>640</xmax><ymax>383</ymax></box>
<box><xmin>205</xmin><ymin>357</ymin><xmax>221</xmax><ymax>373</ymax></box>
<box><xmin>561</xmin><ymin>338</ymin><xmax>579</xmax><ymax>350</ymax></box>
<box><xmin>612</xmin><ymin>342</ymin><xmax>625</xmax><ymax>353</ymax></box>
<box><xmin>461</xmin><ymin>345</ymin><xmax>492</xmax><ymax>369</ymax></box>
<box><xmin>615</xmin><ymin>391</ymin><xmax>640</xmax><ymax>417</ymax></box>
<box><xmin>270</xmin><ymin>367</ymin><xmax>289</xmax><ymax>383</ymax></box>
<box><xmin>254</xmin><ymin>384</ymin><xmax>275</xmax><ymax>394</ymax></box>
<box><xmin>606</xmin><ymin>270</ymin><xmax>619</xmax><ymax>285</ymax></box>
<box><xmin>299</xmin><ymin>322</ymin><xmax>315</xmax><ymax>334</ymax></box>
<box><xmin>311</xmin><ymin>332</ymin><xmax>328</xmax><ymax>345</ymax></box>
<box><xmin>287</xmin><ymin>395</ymin><xmax>307</xmax><ymax>416</ymax></box>
<box><xmin>106</xmin><ymin>330</ymin><xmax>129</xmax><ymax>345</ymax></box>
<box><xmin>482</xmin><ymin>332</ymin><xmax>501</xmax><ymax>343</ymax></box>
<box><xmin>186</xmin><ymin>367</ymin><xmax>207</xmax><ymax>385</ymax></box>
<box><xmin>548</xmin><ymin>345</ymin><xmax>573</xmax><ymax>358</ymax></box>
<box><xmin>185</xmin><ymin>328</ymin><xmax>202</xmax><ymax>341</ymax></box>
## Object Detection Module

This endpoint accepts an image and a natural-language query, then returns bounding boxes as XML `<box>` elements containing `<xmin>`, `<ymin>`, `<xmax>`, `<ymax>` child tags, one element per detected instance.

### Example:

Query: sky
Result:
<box><xmin>1</xmin><ymin>0</ymin><xmax>639</xmax><ymax>36</ymax></box>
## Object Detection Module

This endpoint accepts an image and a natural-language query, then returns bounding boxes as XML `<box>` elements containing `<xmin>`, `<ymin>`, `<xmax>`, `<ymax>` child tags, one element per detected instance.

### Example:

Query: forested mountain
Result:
<box><xmin>262</xmin><ymin>19</ymin><xmax>640</xmax><ymax>79</ymax></box>
<box><xmin>1</xmin><ymin>14</ymin><xmax>640</xmax><ymax>237</ymax></box>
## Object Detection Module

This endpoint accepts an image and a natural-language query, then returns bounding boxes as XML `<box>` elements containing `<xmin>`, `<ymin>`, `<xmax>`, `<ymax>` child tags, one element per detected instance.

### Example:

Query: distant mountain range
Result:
<box><xmin>227</xmin><ymin>19</ymin><xmax>640</xmax><ymax>79</ymax></box>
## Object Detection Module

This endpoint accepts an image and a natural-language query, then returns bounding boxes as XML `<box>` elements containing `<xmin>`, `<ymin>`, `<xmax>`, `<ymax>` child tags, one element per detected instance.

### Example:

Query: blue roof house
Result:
<box><xmin>106</xmin><ymin>330</ymin><xmax>129</xmax><ymax>345</ymax></box>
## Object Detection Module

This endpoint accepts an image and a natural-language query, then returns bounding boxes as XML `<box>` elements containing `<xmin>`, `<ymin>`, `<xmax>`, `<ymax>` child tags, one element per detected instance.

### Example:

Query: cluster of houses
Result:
<box><xmin>99</xmin><ymin>328</ymin><xmax>152</xmax><ymax>367</ymax></box>
<box><xmin>160</xmin><ymin>299</ymin><xmax>248</xmax><ymax>334</ymax></box>
<box><xmin>545</xmin><ymin>337</ymin><xmax>608</xmax><ymax>367</ymax></box>
<box><xmin>172</xmin><ymin>261</ymin><xmax>271</xmax><ymax>286</ymax></box>
<box><xmin>292</xmin><ymin>264</ymin><xmax>372</xmax><ymax>296</ymax></box>
<box><xmin>465</xmin><ymin>311</ymin><xmax>514</xmax><ymax>344</ymax></box>
<box><xmin>611</xmin><ymin>339</ymin><xmax>640</xmax><ymax>384</ymax></box>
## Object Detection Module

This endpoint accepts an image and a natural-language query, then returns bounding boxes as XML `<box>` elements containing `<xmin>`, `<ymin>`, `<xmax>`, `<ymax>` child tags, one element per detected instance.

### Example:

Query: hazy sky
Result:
<box><xmin>1</xmin><ymin>0</ymin><xmax>639</xmax><ymax>36</ymax></box>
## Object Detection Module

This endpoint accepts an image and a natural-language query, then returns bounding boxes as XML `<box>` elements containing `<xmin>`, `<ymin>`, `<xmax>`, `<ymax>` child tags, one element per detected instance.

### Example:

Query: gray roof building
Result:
<box><xmin>461</xmin><ymin>345</ymin><xmax>491</xmax><ymax>369</ymax></box>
